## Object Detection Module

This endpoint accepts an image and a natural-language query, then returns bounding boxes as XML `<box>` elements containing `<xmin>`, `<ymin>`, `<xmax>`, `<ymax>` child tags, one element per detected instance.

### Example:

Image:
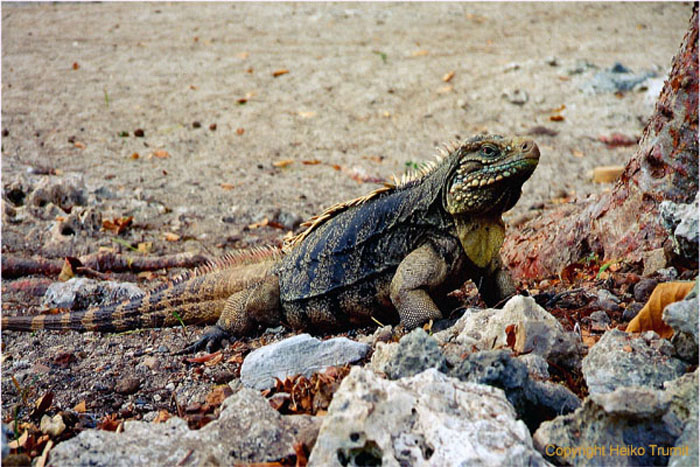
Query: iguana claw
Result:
<box><xmin>177</xmin><ymin>325</ymin><xmax>230</xmax><ymax>354</ymax></box>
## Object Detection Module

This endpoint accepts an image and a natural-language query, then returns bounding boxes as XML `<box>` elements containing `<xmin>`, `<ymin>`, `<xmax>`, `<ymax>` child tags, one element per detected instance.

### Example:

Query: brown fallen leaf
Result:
<box><xmin>153</xmin><ymin>410</ymin><xmax>172</xmax><ymax>424</ymax></box>
<box><xmin>74</xmin><ymin>141</ymin><xmax>86</xmax><ymax>149</ymax></box>
<box><xmin>412</xmin><ymin>49</ymin><xmax>429</xmax><ymax>56</ymax></box>
<box><xmin>236</xmin><ymin>128</ymin><xmax>245</xmax><ymax>135</ymax></box>
<box><xmin>102</xmin><ymin>216</ymin><xmax>134</xmax><ymax>234</ymax></box>
<box><xmin>8</xmin><ymin>430</ymin><xmax>29</xmax><ymax>450</ymax></box>
<box><xmin>152</xmin><ymin>149</ymin><xmax>171</xmax><ymax>159</ymax></box>
<box><xmin>205</xmin><ymin>385</ymin><xmax>233</xmax><ymax>406</ymax></box>
<box><xmin>593</xmin><ymin>166</ymin><xmax>625</xmax><ymax>183</ymax></box>
<box><xmin>204</xmin><ymin>352</ymin><xmax>224</xmax><ymax>367</ymax></box>
<box><xmin>164</xmin><ymin>232</ymin><xmax>180</xmax><ymax>242</ymax></box>
<box><xmin>220</xmin><ymin>183</ymin><xmax>236</xmax><ymax>190</ymax></box>
<box><xmin>72</xmin><ymin>62</ymin><xmax>79</xmax><ymax>70</ymax></box>
<box><xmin>301</xmin><ymin>160</ymin><xmax>321</xmax><ymax>165</ymax></box>
<box><xmin>598</xmin><ymin>132</ymin><xmax>638</xmax><ymax>147</ymax></box>
<box><xmin>186</xmin><ymin>350</ymin><xmax>222</xmax><ymax>364</ymax></box>
<box><xmin>272</xmin><ymin>69</ymin><xmax>289</xmax><ymax>77</ymax></box>
<box><xmin>298</xmin><ymin>111</ymin><xmax>316</xmax><ymax>118</ymax></box>
<box><xmin>247</xmin><ymin>218</ymin><xmax>269</xmax><ymax>229</ymax></box>
<box><xmin>36</xmin><ymin>439</ymin><xmax>53</xmax><ymax>467</ymax></box>
<box><xmin>130</xmin><ymin>152</ymin><xmax>140</xmax><ymax>160</ymax></box>
<box><xmin>273</xmin><ymin>159</ymin><xmax>294</xmax><ymax>168</ymax></box>
<box><xmin>442</xmin><ymin>71</ymin><xmax>455</xmax><ymax>82</ymax></box>
<box><xmin>549</xmin><ymin>115</ymin><xmax>565</xmax><ymax>122</ymax></box>
<box><xmin>625</xmin><ymin>281</ymin><xmax>695</xmax><ymax>338</ymax></box>
<box><xmin>73</xmin><ymin>400</ymin><xmax>87</xmax><ymax>413</ymax></box>
<box><xmin>136</xmin><ymin>242</ymin><xmax>153</xmax><ymax>254</ymax></box>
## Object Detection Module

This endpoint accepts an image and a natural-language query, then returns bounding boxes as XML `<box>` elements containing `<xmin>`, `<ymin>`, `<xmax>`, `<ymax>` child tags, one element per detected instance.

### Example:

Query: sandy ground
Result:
<box><xmin>0</xmin><ymin>0</ymin><xmax>693</xmax><ymax>452</ymax></box>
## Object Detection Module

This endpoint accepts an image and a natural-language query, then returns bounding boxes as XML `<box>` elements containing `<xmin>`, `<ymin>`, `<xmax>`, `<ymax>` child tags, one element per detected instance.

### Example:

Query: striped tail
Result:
<box><xmin>2</xmin><ymin>247</ymin><xmax>282</xmax><ymax>333</ymax></box>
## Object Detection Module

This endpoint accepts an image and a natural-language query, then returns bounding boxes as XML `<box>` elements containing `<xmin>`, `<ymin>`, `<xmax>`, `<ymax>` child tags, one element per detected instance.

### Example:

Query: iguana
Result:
<box><xmin>2</xmin><ymin>134</ymin><xmax>540</xmax><ymax>353</ymax></box>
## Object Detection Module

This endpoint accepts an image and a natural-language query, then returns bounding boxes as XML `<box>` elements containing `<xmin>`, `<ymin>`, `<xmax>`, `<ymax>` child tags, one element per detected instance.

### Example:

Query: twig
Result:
<box><xmin>2</xmin><ymin>252</ymin><xmax>210</xmax><ymax>279</ymax></box>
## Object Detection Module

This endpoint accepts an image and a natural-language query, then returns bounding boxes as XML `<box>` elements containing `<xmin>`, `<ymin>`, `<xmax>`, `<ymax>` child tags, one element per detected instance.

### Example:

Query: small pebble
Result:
<box><xmin>40</xmin><ymin>414</ymin><xmax>66</xmax><ymax>436</ymax></box>
<box><xmin>633</xmin><ymin>278</ymin><xmax>658</xmax><ymax>302</ymax></box>
<box><xmin>192</xmin><ymin>121</ymin><xmax>201</xmax><ymax>129</ymax></box>
<box><xmin>134</xmin><ymin>128</ymin><xmax>145</xmax><ymax>137</ymax></box>
<box><xmin>115</xmin><ymin>377</ymin><xmax>141</xmax><ymax>395</ymax></box>
<box><xmin>502</xmin><ymin>88</ymin><xmax>529</xmax><ymax>105</ymax></box>
<box><xmin>622</xmin><ymin>302</ymin><xmax>644</xmax><ymax>321</ymax></box>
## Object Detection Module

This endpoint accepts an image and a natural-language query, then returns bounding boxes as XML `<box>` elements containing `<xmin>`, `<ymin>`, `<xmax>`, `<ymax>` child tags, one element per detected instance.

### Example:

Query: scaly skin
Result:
<box><xmin>2</xmin><ymin>135</ymin><xmax>539</xmax><ymax>352</ymax></box>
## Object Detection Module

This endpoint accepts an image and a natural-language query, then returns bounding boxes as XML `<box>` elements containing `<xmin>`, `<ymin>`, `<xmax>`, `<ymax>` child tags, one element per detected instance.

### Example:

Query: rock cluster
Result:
<box><xmin>24</xmin><ymin>295</ymin><xmax>698</xmax><ymax>465</ymax></box>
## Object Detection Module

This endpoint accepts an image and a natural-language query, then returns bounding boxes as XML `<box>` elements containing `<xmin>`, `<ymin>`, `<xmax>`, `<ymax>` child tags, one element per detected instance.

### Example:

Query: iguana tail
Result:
<box><xmin>2</xmin><ymin>247</ymin><xmax>282</xmax><ymax>333</ymax></box>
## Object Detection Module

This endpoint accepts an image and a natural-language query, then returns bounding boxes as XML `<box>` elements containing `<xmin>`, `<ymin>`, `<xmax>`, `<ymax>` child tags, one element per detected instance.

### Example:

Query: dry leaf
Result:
<box><xmin>247</xmin><ymin>218</ymin><xmax>269</xmax><ymax>229</ymax></box>
<box><xmin>8</xmin><ymin>430</ymin><xmax>28</xmax><ymax>450</ymax></box>
<box><xmin>273</xmin><ymin>159</ymin><xmax>294</xmax><ymax>168</ymax></box>
<box><xmin>625</xmin><ymin>281</ymin><xmax>695</xmax><ymax>338</ymax></box>
<box><xmin>412</xmin><ymin>49</ymin><xmax>429</xmax><ymax>56</ymax></box>
<box><xmin>136</xmin><ymin>242</ymin><xmax>152</xmax><ymax>254</ymax></box>
<box><xmin>549</xmin><ymin>115</ymin><xmax>565</xmax><ymax>122</ymax></box>
<box><xmin>572</xmin><ymin>149</ymin><xmax>584</xmax><ymax>158</ymax></box>
<box><xmin>437</xmin><ymin>85</ymin><xmax>453</xmax><ymax>94</ymax></box>
<box><xmin>593</xmin><ymin>166</ymin><xmax>625</xmax><ymax>183</ymax></box>
<box><xmin>153</xmin><ymin>150</ymin><xmax>171</xmax><ymax>159</ymax></box>
<box><xmin>153</xmin><ymin>410</ymin><xmax>172</xmax><ymax>423</ymax></box>
<box><xmin>74</xmin><ymin>141</ymin><xmax>86</xmax><ymax>149</ymax></box>
<box><xmin>236</xmin><ymin>128</ymin><xmax>245</xmax><ymax>135</ymax></box>
<box><xmin>72</xmin><ymin>62</ymin><xmax>79</xmax><ymax>70</ymax></box>
<box><xmin>102</xmin><ymin>216</ymin><xmax>133</xmax><ymax>234</ymax></box>
<box><xmin>301</xmin><ymin>160</ymin><xmax>321</xmax><ymax>165</ymax></box>
<box><xmin>298</xmin><ymin>111</ymin><xmax>316</xmax><ymax>118</ymax></box>
<box><xmin>204</xmin><ymin>352</ymin><xmax>224</xmax><ymax>367</ymax></box>
<box><xmin>73</xmin><ymin>400</ymin><xmax>87</xmax><ymax>413</ymax></box>
<box><xmin>164</xmin><ymin>232</ymin><xmax>181</xmax><ymax>242</ymax></box>
<box><xmin>220</xmin><ymin>183</ymin><xmax>236</xmax><ymax>190</ymax></box>
<box><xmin>272</xmin><ymin>69</ymin><xmax>289</xmax><ymax>77</ymax></box>
<box><xmin>130</xmin><ymin>152</ymin><xmax>140</xmax><ymax>160</ymax></box>
<box><xmin>442</xmin><ymin>71</ymin><xmax>455</xmax><ymax>82</ymax></box>
<box><xmin>186</xmin><ymin>351</ymin><xmax>222</xmax><ymax>364</ymax></box>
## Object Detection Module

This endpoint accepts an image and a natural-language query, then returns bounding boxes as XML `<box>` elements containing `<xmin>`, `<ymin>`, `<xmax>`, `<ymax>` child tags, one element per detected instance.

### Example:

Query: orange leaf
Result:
<box><xmin>549</xmin><ymin>115</ymin><xmax>565</xmax><ymax>122</ymax></box>
<box><xmin>442</xmin><ymin>71</ymin><xmax>455</xmax><ymax>82</ymax></box>
<box><xmin>73</xmin><ymin>400</ymin><xmax>87</xmax><ymax>413</ymax></box>
<box><xmin>301</xmin><ymin>160</ymin><xmax>321</xmax><ymax>165</ymax></box>
<box><xmin>153</xmin><ymin>150</ymin><xmax>171</xmax><ymax>159</ymax></box>
<box><xmin>272</xmin><ymin>69</ymin><xmax>289</xmax><ymax>77</ymax></box>
<box><xmin>273</xmin><ymin>159</ymin><xmax>294</xmax><ymax>168</ymax></box>
<box><xmin>220</xmin><ymin>183</ymin><xmax>235</xmax><ymax>190</ymax></box>
<box><xmin>625</xmin><ymin>281</ymin><xmax>695</xmax><ymax>338</ymax></box>
<box><xmin>412</xmin><ymin>49</ymin><xmax>429</xmax><ymax>56</ymax></box>
<box><xmin>164</xmin><ymin>232</ymin><xmax>181</xmax><ymax>242</ymax></box>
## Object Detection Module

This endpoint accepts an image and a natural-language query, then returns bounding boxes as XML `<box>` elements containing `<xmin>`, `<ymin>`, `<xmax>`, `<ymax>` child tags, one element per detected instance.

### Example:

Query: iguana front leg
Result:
<box><xmin>390</xmin><ymin>243</ymin><xmax>450</xmax><ymax>330</ymax></box>
<box><xmin>476</xmin><ymin>255</ymin><xmax>517</xmax><ymax>307</ymax></box>
<box><xmin>180</xmin><ymin>274</ymin><xmax>282</xmax><ymax>353</ymax></box>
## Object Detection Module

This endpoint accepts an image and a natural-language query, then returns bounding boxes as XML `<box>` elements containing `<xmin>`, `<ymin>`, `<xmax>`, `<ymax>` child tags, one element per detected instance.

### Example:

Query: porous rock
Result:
<box><xmin>451</xmin><ymin>350</ymin><xmax>580</xmax><ymax>432</ymax></box>
<box><xmin>240</xmin><ymin>334</ymin><xmax>370</xmax><ymax>390</ymax></box>
<box><xmin>435</xmin><ymin>295</ymin><xmax>582</xmax><ymax>370</ymax></box>
<box><xmin>660</xmin><ymin>192</ymin><xmax>699</xmax><ymax>262</ymax></box>
<box><xmin>663</xmin><ymin>279</ymin><xmax>698</xmax><ymax>363</ymax></box>
<box><xmin>42</xmin><ymin>277</ymin><xmax>145</xmax><ymax>310</ymax></box>
<box><xmin>583</xmin><ymin>329</ymin><xmax>688</xmax><ymax>394</ymax></box>
<box><xmin>383</xmin><ymin>328</ymin><xmax>447</xmax><ymax>379</ymax></box>
<box><xmin>49</xmin><ymin>388</ymin><xmax>319</xmax><ymax>466</ymax></box>
<box><xmin>534</xmin><ymin>380</ymin><xmax>694</xmax><ymax>466</ymax></box>
<box><xmin>309</xmin><ymin>367</ymin><xmax>548</xmax><ymax>466</ymax></box>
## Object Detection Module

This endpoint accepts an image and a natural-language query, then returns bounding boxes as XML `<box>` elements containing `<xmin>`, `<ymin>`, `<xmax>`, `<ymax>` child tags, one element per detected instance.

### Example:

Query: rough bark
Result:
<box><xmin>503</xmin><ymin>5</ymin><xmax>698</xmax><ymax>280</ymax></box>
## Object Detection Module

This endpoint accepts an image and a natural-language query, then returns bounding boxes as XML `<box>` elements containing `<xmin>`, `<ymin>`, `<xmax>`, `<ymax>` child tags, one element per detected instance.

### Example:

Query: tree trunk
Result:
<box><xmin>502</xmin><ymin>5</ymin><xmax>698</xmax><ymax>281</ymax></box>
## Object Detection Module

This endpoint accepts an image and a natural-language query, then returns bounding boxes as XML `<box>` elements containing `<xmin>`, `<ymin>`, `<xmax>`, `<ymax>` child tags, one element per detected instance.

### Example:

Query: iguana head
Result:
<box><xmin>443</xmin><ymin>135</ymin><xmax>539</xmax><ymax>216</ymax></box>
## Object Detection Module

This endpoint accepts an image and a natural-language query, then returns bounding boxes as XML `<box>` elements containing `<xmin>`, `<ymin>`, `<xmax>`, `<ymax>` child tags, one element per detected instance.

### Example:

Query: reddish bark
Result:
<box><xmin>503</xmin><ymin>5</ymin><xmax>698</xmax><ymax>280</ymax></box>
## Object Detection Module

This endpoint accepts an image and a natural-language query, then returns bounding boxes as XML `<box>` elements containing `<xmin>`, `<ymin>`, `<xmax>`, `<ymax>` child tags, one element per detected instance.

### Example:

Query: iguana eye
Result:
<box><xmin>481</xmin><ymin>145</ymin><xmax>497</xmax><ymax>157</ymax></box>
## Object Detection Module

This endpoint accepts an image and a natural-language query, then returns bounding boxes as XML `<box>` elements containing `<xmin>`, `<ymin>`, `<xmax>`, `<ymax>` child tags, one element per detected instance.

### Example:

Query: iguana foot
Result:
<box><xmin>177</xmin><ymin>325</ymin><xmax>230</xmax><ymax>354</ymax></box>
